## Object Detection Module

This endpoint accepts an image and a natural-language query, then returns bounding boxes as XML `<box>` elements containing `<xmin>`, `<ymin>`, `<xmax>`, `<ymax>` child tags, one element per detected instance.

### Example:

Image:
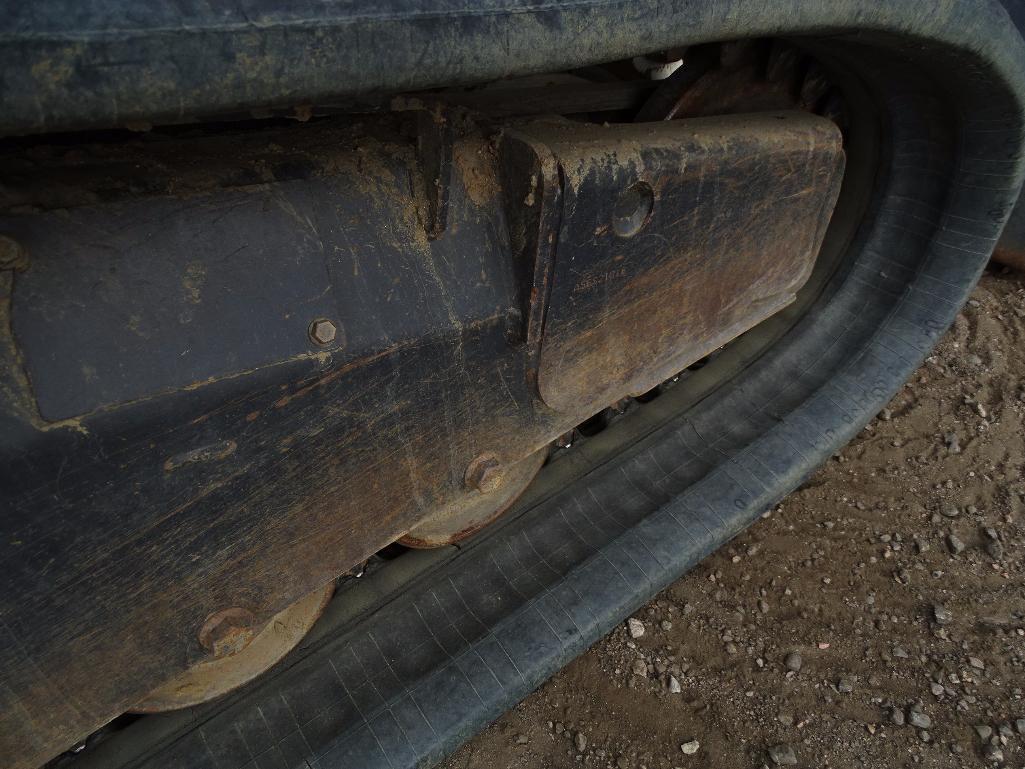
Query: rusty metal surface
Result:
<box><xmin>398</xmin><ymin>447</ymin><xmax>548</xmax><ymax>548</ymax></box>
<box><xmin>506</xmin><ymin>112</ymin><xmax>844</xmax><ymax>416</ymax></box>
<box><xmin>0</xmin><ymin>110</ymin><xmax>842</xmax><ymax>768</ymax></box>
<box><xmin>132</xmin><ymin>583</ymin><xmax>335</xmax><ymax>713</ymax></box>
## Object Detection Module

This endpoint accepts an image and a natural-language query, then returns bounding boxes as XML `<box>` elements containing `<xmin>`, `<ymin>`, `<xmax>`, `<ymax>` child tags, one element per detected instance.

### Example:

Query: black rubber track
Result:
<box><xmin>24</xmin><ymin>1</ymin><xmax>1025</xmax><ymax>768</ymax></box>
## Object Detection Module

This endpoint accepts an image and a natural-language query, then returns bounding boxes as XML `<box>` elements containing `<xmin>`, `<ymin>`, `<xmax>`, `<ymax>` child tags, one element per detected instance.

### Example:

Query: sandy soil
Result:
<box><xmin>442</xmin><ymin>269</ymin><xmax>1025</xmax><ymax>769</ymax></box>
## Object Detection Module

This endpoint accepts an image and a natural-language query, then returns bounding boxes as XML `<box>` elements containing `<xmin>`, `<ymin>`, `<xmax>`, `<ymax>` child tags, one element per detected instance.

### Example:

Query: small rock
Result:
<box><xmin>908</xmin><ymin>710</ymin><xmax>932</xmax><ymax>729</ymax></box>
<box><xmin>969</xmin><ymin>656</ymin><xmax>985</xmax><ymax>670</ymax></box>
<box><xmin>767</xmin><ymin>743</ymin><xmax>798</xmax><ymax>766</ymax></box>
<box><xmin>985</xmin><ymin>539</ymin><xmax>1004</xmax><ymax>560</ymax></box>
<box><xmin>575</xmin><ymin>732</ymin><xmax>587</xmax><ymax>752</ymax></box>
<box><xmin>944</xmin><ymin>434</ymin><xmax>961</xmax><ymax>454</ymax></box>
<box><xmin>930</xmin><ymin>682</ymin><xmax>944</xmax><ymax>696</ymax></box>
<box><xmin>784</xmin><ymin>651</ymin><xmax>803</xmax><ymax>672</ymax></box>
<box><xmin>515</xmin><ymin>734</ymin><xmax>529</xmax><ymax>745</ymax></box>
<box><xmin>933</xmin><ymin>605</ymin><xmax>953</xmax><ymax>625</ymax></box>
<box><xmin>838</xmin><ymin>677</ymin><xmax>854</xmax><ymax>694</ymax></box>
<box><xmin>758</xmin><ymin>599</ymin><xmax>770</xmax><ymax>614</ymax></box>
<box><xmin>893</xmin><ymin>646</ymin><xmax>909</xmax><ymax>659</ymax></box>
<box><xmin>890</xmin><ymin>707</ymin><xmax>906</xmax><ymax>726</ymax></box>
<box><xmin>947</xmin><ymin>533</ymin><xmax>966</xmax><ymax>555</ymax></box>
<box><xmin>680</xmin><ymin>740</ymin><xmax>700</xmax><ymax>756</ymax></box>
<box><xmin>631</xmin><ymin>658</ymin><xmax>648</xmax><ymax>677</ymax></box>
<box><xmin>941</xmin><ymin>505</ymin><xmax>960</xmax><ymax>518</ymax></box>
<box><xmin>984</xmin><ymin>745</ymin><xmax>1005</xmax><ymax>764</ymax></box>
<box><xmin>660</xmin><ymin>620</ymin><xmax>673</xmax><ymax>631</ymax></box>
<box><xmin>627</xmin><ymin>618</ymin><xmax>645</xmax><ymax>639</ymax></box>
<box><xmin>668</xmin><ymin>675</ymin><xmax>682</xmax><ymax>694</ymax></box>
<box><xmin>1015</xmin><ymin>719</ymin><xmax>1025</xmax><ymax>735</ymax></box>
<box><xmin>976</xmin><ymin>725</ymin><xmax>994</xmax><ymax>741</ymax></box>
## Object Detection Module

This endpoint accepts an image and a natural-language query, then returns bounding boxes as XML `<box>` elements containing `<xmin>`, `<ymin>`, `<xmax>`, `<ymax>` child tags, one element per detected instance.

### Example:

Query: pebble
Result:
<box><xmin>660</xmin><ymin>620</ymin><xmax>673</xmax><ymax>631</ymax></box>
<box><xmin>933</xmin><ymin>605</ymin><xmax>953</xmax><ymax>625</ymax></box>
<box><xmin>767</xmin><ymin>743</ymin><xmax>798</xmax><ymax>766</ymax></box>
<box><xmin>1016</xmin><ymin>719</ymin><xmax>1025</xmax><ymax>735</ymax></box>
<box><xmin>976</xmin><ymin>725</ymin><xmax>993</xmax><ymax>741</ymax></box>
<box><xmin>680</xmin><ymin>740</ymin><xmax>700</xmax><ymax>755</ymax></box>
<box><xmin>890</xmin><ymin>707</ymin><xmax>906</xmax><ymax>726</ymax></box>
<box><xmin>941</xmin><ymin>506</ymin><xmax>960</xmax><ymax>518</ymax></box>
<box><xmin>908</xmin><ymin>710</ymin><xmax>932</xmax><ymax>729</ymax></box>
<box><xmin>930</xmin><ymin>682</ymin><xmax>944</xmax><ymax>696</ymax></box>
<box><xmin>627</xmin><ymin>618</ymin><xmax>645</xmax><ymax>639</ymax></box>
<box><xmin>838</xmin><ymin>677</ymin><xmax>854</xmax><ymax>693</ymax></box>
<box><xmin>575</xmin><ymin>732</ymin><xmax>587</xmax><ymax>752</ymax></box>
<box><xmin>893</xmin><ymin>646</ymin><xmax>909</xmax><ymax>659</ymax></box>
<box><xmin>947</xmin><ymin>533</ymin><xmax>966</xmax><ymax>554</ymax></box>
<box><xmin>984</xmin><ymin>745</ymin><xmax>1005</xmax><ymax>764</ymax></box>
<box><xmin>784</xmin><ymin>652</ymin><xmax>803</xmax><ymax>673</ymax></box>
<box><xmin>968</xmin><ymin>656</ymin><xmax>985</xmax><ymax>670</ymax></box>
<box><xmin>668</xmin><ymin>675</ymin><xmax>682</xmax><ymax>694</ymax></box>
<box><xmin>985</xmin><ymin>539</ymin><xmax>1004</xmax><ymax>560</ymax></box>
<box><xmin>631</xmin><ymin>658</ymin><xmax>648</xmax><ymax>677</ymax></box>
<box><xmin>516</xmin><ymin>734</ymin><xmax>529</xmax><ymax>745</ymax></box>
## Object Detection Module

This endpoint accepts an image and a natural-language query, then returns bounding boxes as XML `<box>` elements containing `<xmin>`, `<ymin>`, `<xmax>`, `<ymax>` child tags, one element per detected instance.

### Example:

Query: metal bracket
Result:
<box><xmin>415</xmin><ymin>104</ymin><xmax>454</xmax><ymax>240</ymax></box>
<box><xmin>501</xmin><ymin>112</ymin><xmax>845</xmax><ymax>415</ymax></box>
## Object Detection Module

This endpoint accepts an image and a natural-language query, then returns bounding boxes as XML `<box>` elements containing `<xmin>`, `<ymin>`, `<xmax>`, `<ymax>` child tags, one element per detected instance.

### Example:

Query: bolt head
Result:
<box><xmin>309</xmin><ymin>318</ymin><xmax>337</xmax><ymax>345</ymax></box>
<box><xmin>198</xmin><ymin>607</ymin><xmax>258</xmax><ymax>658</ymax></box>
<box><xmin>465</xmin><ymin>453</ymin><xmax>505</xmax><ymax>493</ymax></box>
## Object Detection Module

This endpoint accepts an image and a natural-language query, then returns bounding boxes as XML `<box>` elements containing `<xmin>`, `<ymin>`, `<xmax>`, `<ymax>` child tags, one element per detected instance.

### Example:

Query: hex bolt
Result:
<box><xmin>611</xmin><ymin>181</ymin><xmax>654</xmax><ymax>238</ymax></box>
<box><xmin>0</xmin><ymin>234</ymin><xmax>27</xmax><ymax>271</ymax></box>
<box><xmin>198</xmin><ymin>607</ymin><xmax>258</xmax><ymax>658</ymax></box>
<box><xmin>464</xmin><ymin>453</ymin><xmax>505</xmax><ymax>494</ymax></box>
<box><xmin>309</xmin><ymin>318</ymin><xmax>337</xmax><ymax>345</ymax></box>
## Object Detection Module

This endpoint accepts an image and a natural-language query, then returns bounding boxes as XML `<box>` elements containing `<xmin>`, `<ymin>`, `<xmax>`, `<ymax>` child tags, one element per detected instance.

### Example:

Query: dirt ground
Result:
<box><xmin>442</xmin><ymin>269</ymin><xmax>1025</xmax><ymax>769</ymax></box>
